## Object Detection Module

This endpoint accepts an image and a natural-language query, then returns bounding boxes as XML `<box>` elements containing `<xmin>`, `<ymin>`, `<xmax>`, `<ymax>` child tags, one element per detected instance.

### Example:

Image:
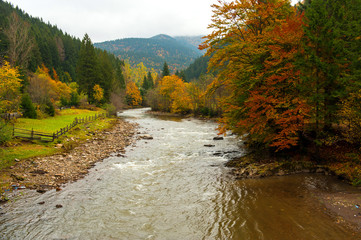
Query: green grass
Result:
<box><xmin>15</xmin><ymin>108</ymin><xmax>105</xmax><ymax>133</ymax></box>
<box><xmin>0</xmin><ymin>145</ymin><xmax>58</xmax><ymax>169</ymax></box>
<box><xmin>0</xmin><ymin>108</ymin><xmax>111</xmax><ymax>171</ymax></box>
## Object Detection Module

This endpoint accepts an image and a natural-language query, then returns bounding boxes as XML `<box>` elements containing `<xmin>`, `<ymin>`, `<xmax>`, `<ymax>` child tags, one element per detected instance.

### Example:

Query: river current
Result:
<box><xmin>0</xmin><ymin>108</ymin><xmax>359</xmax><ymax>239</ymax></box>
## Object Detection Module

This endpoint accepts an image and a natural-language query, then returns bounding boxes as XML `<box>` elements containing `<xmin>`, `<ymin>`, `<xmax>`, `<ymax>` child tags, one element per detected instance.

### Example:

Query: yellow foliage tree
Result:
<box><xmin>93</xmin><ymin>84</ymin><xmax>104</xmax><ymax>104</ymax></box>
<box><xmin>0</xmin><ymin>61</ymin><xmax>22</xmax><ymax>113</ymax></box>
<box><xmin>158</xmin><ymin>75</ymin><xmax>191</xmax><ymax>113</ymax></box>
<box><xmin>126</xmin><ymin>81</ymin><xmax>142</xmax><ymax>106</ymax></box>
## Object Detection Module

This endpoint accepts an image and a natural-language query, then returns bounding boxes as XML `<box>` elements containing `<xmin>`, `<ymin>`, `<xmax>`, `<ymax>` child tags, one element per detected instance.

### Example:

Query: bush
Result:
<box><xmin>70</xmin><ymin>91</ymin><xmax>80</xmax><ymax>107</ymax></box>
<box><xmin>78</xmin><ymin>92</ymin><xmax>89</xmax><ymax>109</ymax></box>
<box><xmin>0</xmin><ymin>120</ymin><xmax>12</xmax><ymax>145</ymax></box>
<box><xmin>60</xmin><ymin>96</ymin><xmax>68</xmax><ymax>107</ymax></box>
<box><xmin>20</xmin><ymin>94</ymin><xmax>37</xmax><ymax>119</ymax></box>
<box><xmin>45</xmin><ymin>100</ymin><xmax>55</xmax><ymax>117</ymax></box>
<box><xmin>104</xmin><ymin>103</ymin><xmax>116</xmax><ymax>116</ymax></box>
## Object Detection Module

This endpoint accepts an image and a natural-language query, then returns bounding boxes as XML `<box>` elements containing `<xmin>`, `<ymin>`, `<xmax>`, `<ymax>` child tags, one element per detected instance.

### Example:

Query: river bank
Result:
<box><xmin>0</xmin><ymin>118</ymin><xmax>137</xmax><ymax>201</ymax></box>
<box><xmin>226</xmin><ymin>153</ymin><xmax>361</xmax><ymax>232</ymax></box>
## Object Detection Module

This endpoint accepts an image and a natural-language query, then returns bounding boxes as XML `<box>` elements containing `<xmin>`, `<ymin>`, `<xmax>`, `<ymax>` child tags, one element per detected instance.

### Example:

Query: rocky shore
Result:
<box><xmin>1</xmin><ymin>118</ymin><xmax>138</xmax><ymax>196</ymax></box>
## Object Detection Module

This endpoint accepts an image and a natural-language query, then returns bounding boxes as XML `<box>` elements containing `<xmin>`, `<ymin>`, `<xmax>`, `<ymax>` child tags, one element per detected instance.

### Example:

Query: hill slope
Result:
<box><xmin>94</xmin><ymin>34</ymin><xmax>203</xmax><ymax>72</ymax></box>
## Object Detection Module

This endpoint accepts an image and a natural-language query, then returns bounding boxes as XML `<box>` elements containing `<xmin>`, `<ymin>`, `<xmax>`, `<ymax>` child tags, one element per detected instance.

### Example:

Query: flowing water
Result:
<box><xmin>0</xmin><ymin>108</ymin><xmax>360</xmax><ymax>239</ymax></box>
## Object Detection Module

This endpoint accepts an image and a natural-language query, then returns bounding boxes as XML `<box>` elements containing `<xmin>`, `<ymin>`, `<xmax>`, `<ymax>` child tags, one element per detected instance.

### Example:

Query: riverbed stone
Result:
<box><xmin>204</xmin><ymin>144</ymin><xmax>215</xmax><ymax>147</ymax></box>
<box><xmin>140</xmin><ymin>134</ymin><xmax>153</xmax><ymax>140</ymax></box>
<box><xmin>213</xmin><ymin>136</ymin><xmax>224</xmax><ymax>140</ymax></box>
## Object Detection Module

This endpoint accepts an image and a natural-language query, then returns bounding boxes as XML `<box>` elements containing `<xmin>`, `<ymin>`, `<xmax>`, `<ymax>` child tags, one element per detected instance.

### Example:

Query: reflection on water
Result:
<box><xmin>0</xmin><ymin>108</ymin><xmax>359</xmax><ymax>239</ymax></box>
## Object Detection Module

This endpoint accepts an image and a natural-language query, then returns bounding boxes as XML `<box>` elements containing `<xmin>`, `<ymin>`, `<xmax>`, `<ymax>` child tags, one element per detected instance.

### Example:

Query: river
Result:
<box><xmin>0</xmin><ymin>108</ymin><xmax>359</xmax><ymax>239</ymax></box>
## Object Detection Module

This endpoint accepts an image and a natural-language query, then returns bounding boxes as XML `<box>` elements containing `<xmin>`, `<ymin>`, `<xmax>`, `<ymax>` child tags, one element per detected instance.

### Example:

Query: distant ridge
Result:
<box><xmin>94</xmin><ymin>34</ymin><xmax>203</xmax><ymax>72</ymax></box>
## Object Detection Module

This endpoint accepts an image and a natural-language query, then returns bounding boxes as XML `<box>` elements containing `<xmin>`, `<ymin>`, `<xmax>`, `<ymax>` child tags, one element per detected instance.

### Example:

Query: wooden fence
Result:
<box><xmin>13</xmin><ymin>113</ymin><xmax>106</xmax><ymax>142</ymax></box>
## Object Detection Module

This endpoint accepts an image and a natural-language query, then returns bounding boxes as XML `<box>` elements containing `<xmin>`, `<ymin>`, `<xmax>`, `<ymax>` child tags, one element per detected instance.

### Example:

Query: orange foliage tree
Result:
<box><xmin>201</xmin><ymin>0</ymin><xmax>308</xmax><ymax>151</ymax></box>
<box><xmin>126</xmin><ymin>81</ymin><xmax>142</xmax><ymax>106</ymax></box>
<box><xmin>27</xmin><ymin>64</ymin><xmax>72</xmax><ymax>107</ymax></box>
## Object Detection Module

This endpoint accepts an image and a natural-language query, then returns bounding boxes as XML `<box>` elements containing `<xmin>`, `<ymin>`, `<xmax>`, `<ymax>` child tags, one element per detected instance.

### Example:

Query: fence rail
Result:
<box><xmin>13</xmin><ymin>113</ymin><xmax>107</xmax><ymax>142</ymax></box>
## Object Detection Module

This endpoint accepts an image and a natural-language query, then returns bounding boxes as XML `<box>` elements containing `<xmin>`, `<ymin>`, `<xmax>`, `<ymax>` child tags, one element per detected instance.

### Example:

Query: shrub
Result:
<box><xmin>0</xmin><ymin>120</ymin><xmax>12</xmax><ymax>145</ymax></box>
<box><xmin>104</xmin><ymin>103</ymin><xmax>116</xmax><ymax>116</ymax></box>
<box><xmin>70</xmin><ymin>91</ymin><xmax>80</xmax><ymax>107</ymax></box>
<box><xmin>20</xmin><ymin>94</ymin><xmax>37</xmax><ymax>119</ymax></box>
<box><xmin>60</xmin><ymin>96</ymin><xmax>68</xmax><ymax>107</ymax></box>
<box><xmin>45</xmin><ymin>99</ymin><xmax>55</xmax><ymax>116</ymax></box>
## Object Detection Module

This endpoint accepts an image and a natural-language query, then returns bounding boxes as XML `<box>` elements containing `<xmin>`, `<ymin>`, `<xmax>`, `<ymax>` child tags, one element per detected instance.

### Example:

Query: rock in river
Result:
<box><xmin>213</xmin><ymin>136</ymin><xmax>224</xmax><ymax>140</ymax></box>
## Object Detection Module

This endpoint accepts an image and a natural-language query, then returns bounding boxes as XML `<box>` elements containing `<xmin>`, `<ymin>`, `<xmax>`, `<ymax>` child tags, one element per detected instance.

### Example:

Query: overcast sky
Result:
<box><xmin>6</xmin><ymin>0</ymin><xmax>301</xmax><ymax>43</ymax></box>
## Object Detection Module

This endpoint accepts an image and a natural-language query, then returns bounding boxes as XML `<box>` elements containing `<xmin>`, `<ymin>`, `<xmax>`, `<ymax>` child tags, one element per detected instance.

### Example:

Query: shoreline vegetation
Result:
<box><xmin>0</xmin><ymin>109</ymin><xmax>137</xmax><ymax>202</ymax></box>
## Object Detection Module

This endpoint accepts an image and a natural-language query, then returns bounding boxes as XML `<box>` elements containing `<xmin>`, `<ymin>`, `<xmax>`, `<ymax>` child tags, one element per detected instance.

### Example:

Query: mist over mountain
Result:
<box><xmin>94</xmin><ymin>34</ymin><xmax>204</xmax><ymax>72</ymax></box>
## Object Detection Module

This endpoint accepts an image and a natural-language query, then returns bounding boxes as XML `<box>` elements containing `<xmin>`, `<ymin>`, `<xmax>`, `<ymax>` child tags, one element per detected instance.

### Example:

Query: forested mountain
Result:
<box><xmin>173</xmin><ymin>35</ymin><xmax>205</xmax><ymax>53</ymax></box>
<box><xmin>94</xmin><ymin>34</ymin><xmax>203</xmax><ymax>72</ymax></box>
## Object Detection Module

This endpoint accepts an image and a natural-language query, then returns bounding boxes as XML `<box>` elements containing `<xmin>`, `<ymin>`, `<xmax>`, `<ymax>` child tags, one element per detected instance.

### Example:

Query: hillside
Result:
<box><xmin>94</xmin><ymin>34</ymin><xmax>203</xmax><ymax>72</ymax></box>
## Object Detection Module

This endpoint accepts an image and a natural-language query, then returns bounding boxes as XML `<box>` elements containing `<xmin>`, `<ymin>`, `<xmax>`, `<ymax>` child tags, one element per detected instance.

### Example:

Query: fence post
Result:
<box><xmin>12</xmin><ymin>123</ymin><xmax>15</xmax><ymax>137</ymax></box>
<box><xmin>31</xmin><ymin>128</ymin><xmax>34</xmax><ymax>140</ymax></box>
<box><xmin>53</xmin><ymin>132</ymin><xmax>55</xmax><ymax>141</ymax></box>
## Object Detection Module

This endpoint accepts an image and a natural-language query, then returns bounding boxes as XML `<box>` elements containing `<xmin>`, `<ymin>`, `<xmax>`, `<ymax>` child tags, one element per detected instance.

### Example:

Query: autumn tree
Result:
<box><xmin>126</xmin><ymin>81</ymin><xmax>142</xmax><ymax>106</ymax></box>
<box><xmin>201</xmin><ymin>0</ymin><xmax>307</xmax><ymax>151</ymax></box>
<box><xmin>240</xmin><ymin>14</ymin><xmax>309</xmax><ymax>151</ymax></box>
<box><xmin>93</xmin><ymin>84</ymin><xmax>104</xmax><ymax>106</ymax></box>
<box><xmin>158</xmin><ymin>75</ymin><xmax>191</xmax><ymax>113</ymax></box>
<box><xmin>27</xmin><ymin>64</ymin><xmax>72</xmax><ymax>113</ymax></box>
<box><xmin>0</xmin><ymin>61</ymin><xmax>22</xmax><ymax>114</ymax></box>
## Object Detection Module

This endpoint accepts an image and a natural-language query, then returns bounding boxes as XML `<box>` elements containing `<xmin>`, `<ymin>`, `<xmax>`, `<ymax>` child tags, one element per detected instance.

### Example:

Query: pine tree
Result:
<box><xmin>142</xmin><ymin>75</ymin><xmax>150</xmax><ymax>91</ymax></box>
<box><xmin>299</xmin><ymin>0</ymin><xmax>361</xmax><ymax>135</ymax></box>
<box><xmin>147</xmin><ymin>71</ymin><xmax>154</xmax><ymax>89</ymax></box>
<box><xmin>162</xmin><ymin>62</ymin><xmax>170</xmax><ymax>77</ymax></box>
<box><xmin>20</xmin><ymin>94</ymin><xmax>37</xmax><ymax>119</ymax></box>
<box><xmin>98</xmin><ymin>50</ymin><xmax>114</xmax><ymax>102</ymax></box>
<box><xmin>76</xmin><ymin>34</ymin><xmax>99</xmax><ymax>103</ymax></box>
